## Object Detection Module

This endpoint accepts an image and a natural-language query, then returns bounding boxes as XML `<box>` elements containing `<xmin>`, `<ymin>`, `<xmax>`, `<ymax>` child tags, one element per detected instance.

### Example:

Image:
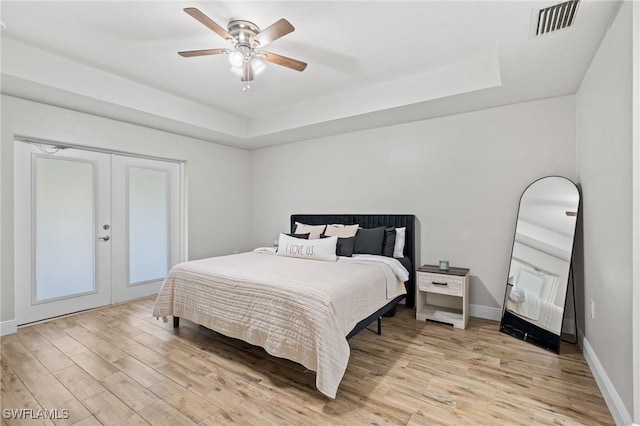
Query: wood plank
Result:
<box><xmin>206</xmin><ymin>366</ymin><xmax>277</xmax><ymax>403</ymax></box>
<box><xmin>47</xmin><ymin>335</ymin><xmax>89</xmax><ymax>358</ymax></box>
<box><xmin>64</xmin><ymin>415</ymin><xmax>101</xmax><ymax>426</ymax></box>
<box><xmin>165</xmin><ymin>346</ymin><xmax>223</xmax><ymax>376</ymax></box>
<box><xmin>155</xmin><ymin>363</ymin><xmax>220</xmax><ymax>396</ymax></box>
<box><xmin>34</xmin><ymin>324</ymin><xmax>66</xmax><ymax>341</ymax></box>
<box><xmin>130</xmin><ymin>332</ymin><xmax>171</xmax><ymax>356</ymax></box>
<box><xmin>1</xmin><ymin>355</ymin><xmax>13</xmax><ymax>377</ymax></box>
<box><xmin>53</xmin><ymin>366</ymin><xmax>106</xmax><ymax>401</ymax></box>
<box><xmin>201</xmin><ymin>389</ymin><xmax>295</xmax><ymax>426</ymax></box>
<box><xmin>1</xmin><ymin>340</ymin><xmax>38</xmax><ymax>367</ymax></box>
<box><xmin>100</xmin><ymin>371</ymin><xmax>158</xmax><ymax>411</ymax></box>
<box><xmin>137</xmin><ymin>400</ymin><xmax>198</xmax><ymax>426</ymax></box>
<box><xmin>9</xmin><ymin>360</ymin><xmax>59</xmax><ymax>393</ymax></box>
<box><xmin>32</xmin><ymin>345</ymin><xmax>75</xmax><ymax>373</ymax></box>
<box><xmin>82</xmin><ymin>391</ymin><xmax>148</xmax><ymax>425</ymax></box>
<box><xmin>16</xmin><ymin>327</ymin><xmax>52</xmax><ymax>351</ymax></box>
<box><xmin>68</xmin><ymin>352</ymin><xmax>119</xmax><ymax>381</ymax></box>
<box><xmin>90</xmin><ymin>329</ymin><xmax>168</xmax><ymax>369</ymax></box>
<box><xmin>63</xmin><ymin>326</ymin><xmax>127</xmax><ymax>363</ymax></box>
<box><xmin>0</xmin><ymin>359</ymin><xmax>54</xmax><ymax>426</ymax></box>
<box><xmin>148</xmin><ymin>380</ymin><xmax>219</xmax><ymax>423</ymax></box>
<box><xmin>137</xmin><ymin>324</ymin><xmax>179</xmax><ymax>343</ymax></box>
<box><xmin>31</xmin><ymin>382</ymin><xmax>91</xmax><ymax>425</ymax></box>
<box><xmin>112</xmin><ymin>356</ymin><xmax>165</xmax><ymax>387</ymax></box>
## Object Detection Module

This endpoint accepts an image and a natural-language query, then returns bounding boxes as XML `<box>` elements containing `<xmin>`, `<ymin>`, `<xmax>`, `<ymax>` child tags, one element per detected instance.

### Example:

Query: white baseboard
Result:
<box><xmin>470</xmin><ymin>304</ymin><xmax>502</xmax><ymax>321</ymax></box>
<box><xmin>583</xmin><ymin>337</ymin><xmax>633</xmax><ymax>426</ymax></box>
<box><xmin>1</xmin><ymin>319</ymin><xmax>17</xmax><ymax>336</ymax></box>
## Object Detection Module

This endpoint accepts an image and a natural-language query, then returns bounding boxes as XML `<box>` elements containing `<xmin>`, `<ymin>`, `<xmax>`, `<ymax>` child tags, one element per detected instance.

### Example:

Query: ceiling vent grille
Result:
<box><xmin>532</xmin><ymin>0</ymin><xmax>580</xmax><ymax>37</ymax></box>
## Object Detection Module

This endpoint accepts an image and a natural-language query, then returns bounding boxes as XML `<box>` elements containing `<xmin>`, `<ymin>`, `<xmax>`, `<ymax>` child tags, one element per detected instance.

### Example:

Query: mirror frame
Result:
<box><xmin>499</xmin><ymin>176</ymin><xmax>580</xmax><ymax>353</ymax></box>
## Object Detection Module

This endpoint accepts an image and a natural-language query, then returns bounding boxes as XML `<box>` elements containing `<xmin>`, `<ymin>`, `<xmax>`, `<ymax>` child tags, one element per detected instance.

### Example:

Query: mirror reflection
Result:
<box><xmin>500</xmin><ymin>176</ymin><xmax>580</xmax><ymax>352</ymax></box>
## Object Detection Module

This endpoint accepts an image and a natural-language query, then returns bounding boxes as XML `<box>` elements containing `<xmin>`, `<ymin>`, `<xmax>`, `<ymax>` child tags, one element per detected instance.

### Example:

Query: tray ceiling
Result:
<box><xmin>0</xmin><ymin>1</ymin><xmax>621</xmax><ymax>149</ymax></box>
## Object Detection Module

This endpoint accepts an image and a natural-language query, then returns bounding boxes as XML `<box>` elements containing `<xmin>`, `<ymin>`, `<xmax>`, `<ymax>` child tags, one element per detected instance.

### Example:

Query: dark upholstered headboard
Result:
<box><xmin>291</xmin><ymin>214</ymin><xmax>416</xmax><ymax>308</ymax></box>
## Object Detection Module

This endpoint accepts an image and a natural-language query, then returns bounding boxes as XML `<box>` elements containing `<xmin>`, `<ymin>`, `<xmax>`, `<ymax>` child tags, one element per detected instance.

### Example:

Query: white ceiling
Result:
<box><xmin>0</xmin><ymin>1</ymin><xmax>621</xmax><ymax>149</ymax></box>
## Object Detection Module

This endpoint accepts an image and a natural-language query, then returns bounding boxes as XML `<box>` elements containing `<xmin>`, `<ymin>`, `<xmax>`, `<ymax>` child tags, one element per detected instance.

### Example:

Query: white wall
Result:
<box><xmin>576</xmin><ymin>1</ymin><xmax>634</xmax><ymax>421</ymax></box>
<box><xmin>1</xmin><ymin>95</ymin><xmax>253</xmax><ymax>323</ymax></box>
<box><xmin>250</xmin><ymin>96</ymin><xmax>577</xmax><ymax>312</ymax></box>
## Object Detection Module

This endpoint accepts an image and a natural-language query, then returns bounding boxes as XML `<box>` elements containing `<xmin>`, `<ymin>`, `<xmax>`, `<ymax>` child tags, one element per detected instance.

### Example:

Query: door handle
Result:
<box><xmin>98</xmin><ymin>235</ymin><xmax>110</xmax><ymax>241</ymax></box>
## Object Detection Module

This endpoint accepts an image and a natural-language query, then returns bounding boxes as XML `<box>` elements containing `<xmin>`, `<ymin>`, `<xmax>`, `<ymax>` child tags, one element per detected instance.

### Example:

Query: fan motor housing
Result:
<box><xmin>228</xmin><ymin>20</ymin><xmax>260</xmax><ymax>45</ymax></box>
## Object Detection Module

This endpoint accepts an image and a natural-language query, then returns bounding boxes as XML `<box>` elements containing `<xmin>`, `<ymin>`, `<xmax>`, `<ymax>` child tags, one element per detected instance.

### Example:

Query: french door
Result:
<box><xmin>111</xmin><ymin>155</ymin><xmax>180</xmax><ymax>303</ymax></box>
<box><xmin>14</xmin><ymin>142</ymin><xmax>182</xmax><ymax>325</ymax></box>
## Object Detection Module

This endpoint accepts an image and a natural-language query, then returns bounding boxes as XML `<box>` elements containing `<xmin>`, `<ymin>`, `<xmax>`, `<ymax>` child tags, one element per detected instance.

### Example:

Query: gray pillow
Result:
<box><xmin>382</xmin><ymin>227</ymin><xmax>396</xmax><ymax>257</ymax></box>
<box><xmin>336</xmin><ymin>236</ymin><xmax>355</xmax><ymax>257</ymax></box>
<box><xmin>354</xmin><ymin>227</ymin><xmax>385</xmax><ymax>255</ymax></box>
<box><xmin>320</xmin><ymin>234</ymin><xmax>355</xmax><ymax>256</ymax></box>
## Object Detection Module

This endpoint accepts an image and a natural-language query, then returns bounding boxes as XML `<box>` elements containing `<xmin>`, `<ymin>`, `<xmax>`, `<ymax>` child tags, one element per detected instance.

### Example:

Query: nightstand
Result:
<box><xmin>416</xmin><ymin>265</ymin><xmax>470</xmax><ymax>329</ymax></box>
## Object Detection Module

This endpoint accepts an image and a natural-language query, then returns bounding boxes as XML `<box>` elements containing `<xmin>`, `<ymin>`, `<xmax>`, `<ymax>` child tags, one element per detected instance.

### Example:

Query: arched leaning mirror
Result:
<box><xmin>499</xmin><ymin>176</ymin><xmax>580</xmax><ymax>353</ymax></box>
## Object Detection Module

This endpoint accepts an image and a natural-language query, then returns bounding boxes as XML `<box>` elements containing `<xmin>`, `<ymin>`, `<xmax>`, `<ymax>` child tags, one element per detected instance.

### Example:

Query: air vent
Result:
<box><xmin>532</xmin><ymin>0</ymin><xmax>580</xmax><ymax>37</ymax></box>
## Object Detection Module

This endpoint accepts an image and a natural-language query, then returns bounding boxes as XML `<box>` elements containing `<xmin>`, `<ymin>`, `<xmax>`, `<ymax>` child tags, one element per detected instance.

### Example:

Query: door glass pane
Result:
<box><xmin>35</xmin><ymin>157</ymin><xmax>95</xmax><ymax>301</ymax></box>
<box><xmin>129</xmin><ymin>167</ymin><xmax>168</xmax><ymax>284</ymax></box>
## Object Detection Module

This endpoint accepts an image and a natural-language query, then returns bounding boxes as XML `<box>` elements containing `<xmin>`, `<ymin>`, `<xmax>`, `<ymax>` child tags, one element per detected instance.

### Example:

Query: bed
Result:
<box><xmin>152</xmin><ymin>214</ymin><xmax>415</xmax><ymax>398</ymax></box>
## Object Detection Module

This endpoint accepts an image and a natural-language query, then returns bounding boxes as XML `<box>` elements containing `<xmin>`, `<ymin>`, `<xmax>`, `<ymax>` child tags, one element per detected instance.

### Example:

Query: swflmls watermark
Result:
<box><xmin>3</xmin><ymin>408</ymin><xmax>69</xmax><ymax>420</ymax></box>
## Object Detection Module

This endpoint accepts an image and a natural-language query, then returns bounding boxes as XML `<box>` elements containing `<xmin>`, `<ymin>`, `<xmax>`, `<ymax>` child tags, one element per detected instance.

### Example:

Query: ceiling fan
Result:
<box><xmin>179</xmin><ymin>7</ymin><xmax>307</xmax><ymax>88</ymax></box>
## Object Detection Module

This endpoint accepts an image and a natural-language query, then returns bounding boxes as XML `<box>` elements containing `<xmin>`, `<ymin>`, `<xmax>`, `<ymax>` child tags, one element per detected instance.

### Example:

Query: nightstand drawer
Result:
<box><xmin>418</xmin><ymin>273</ymin><xmax>464</xmax><ymax>296</ymax></box>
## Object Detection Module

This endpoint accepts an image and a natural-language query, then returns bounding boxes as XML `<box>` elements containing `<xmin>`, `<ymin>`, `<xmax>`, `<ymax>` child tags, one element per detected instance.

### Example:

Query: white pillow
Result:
<box><xmin>393</xmin><ymin>227</ymin><xmax>406</xmax><ymax>258</ymax></box>
<box><xmin>294</xmin><ymin>222</ymin><xmax>326</xmax><ymax>240</ymax></box>
<box><xmin>324</xmin><ymin>224</ymin><xmax>359</xmax><ymax>238</ymax></box>
<box><xmin>276</xmin><ymin>233</ymin><xmax>338</xmax><ymax>261</ymax></box>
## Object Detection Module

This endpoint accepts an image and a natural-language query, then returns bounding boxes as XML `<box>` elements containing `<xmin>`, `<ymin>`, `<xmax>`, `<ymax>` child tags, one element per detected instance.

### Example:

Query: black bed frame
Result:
<box><xmin>500</xmin><ymin>310</ymin><xmax>562</xmax><ymax>353</ymax></box>
<box><xmin>291</xmin><ymin>214</ymin><xmax>416</xmax><ymax>339</ymax></box>
<box><xmin>173</xmin><ymin>213</ymin><xmax>417</xmax><ymax>341</ymax></box>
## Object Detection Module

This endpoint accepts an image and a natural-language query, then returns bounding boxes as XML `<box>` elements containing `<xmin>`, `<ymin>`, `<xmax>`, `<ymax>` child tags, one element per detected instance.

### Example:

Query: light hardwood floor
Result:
<box><xmin>1</xmin><ymin>298</ymin><xmax>613</xmax><ymax>425</ymax></box>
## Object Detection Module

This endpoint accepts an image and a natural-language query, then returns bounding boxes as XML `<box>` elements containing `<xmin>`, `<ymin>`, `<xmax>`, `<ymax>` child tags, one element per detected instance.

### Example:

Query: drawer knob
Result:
<box><xmin>432</xmin><ymin>281</ymin><xmax>448</xmax><ymax>286</ymax></box>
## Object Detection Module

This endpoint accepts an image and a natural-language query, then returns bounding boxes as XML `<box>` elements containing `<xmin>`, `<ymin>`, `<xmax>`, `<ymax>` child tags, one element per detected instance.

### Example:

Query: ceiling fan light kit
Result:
<box><xmin>227</xmin><ymin>49</ymin><xmax>245</xmax><ymax>68</ymax></box>
<box><xmin>179</xmin><ymin>8</ymin><xmax>307</xmax><ymax>91</ymax></box>
<box><xmin>250</xmin><ymin>57</ymin><xmax>266</xmax><ymax>75</ymax></box>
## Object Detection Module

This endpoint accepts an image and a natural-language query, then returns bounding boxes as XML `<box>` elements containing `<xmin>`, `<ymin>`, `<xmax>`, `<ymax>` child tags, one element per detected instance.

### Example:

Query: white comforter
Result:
<box><xmin>152</xmin><ymin>251</ymin><xmax>407</xmax><ymax>398</ymax></box>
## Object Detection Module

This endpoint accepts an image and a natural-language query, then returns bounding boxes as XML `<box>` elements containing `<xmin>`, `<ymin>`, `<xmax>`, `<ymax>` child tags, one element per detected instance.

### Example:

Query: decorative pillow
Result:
<box><xmin>286</xmin><ymin>233</ymin><xmax>310</xmax><ymax>239</ymax></box>
<box><xmin>336</xmin><ymin>237</ymin><xmax>356</xmax><ymax>257</ymax></box>
<box><xmin>393</xmin><ymin>227</ymin><xmax>406</xmax><ymax>258</ymax></box>
<box><xmin>277</xmin><ymin>233</ymin><xmax>337</xmax><ymax>261</ymax></box>
<box><xmin>324</xmin><ymin>224</ymin><xmax>359</xmax><ymax>238</ymax></box>
<box><xmin>320</xmin><ymin>234</ymin><xmax>355</xmax><ymax>257</ymax></box>
<box><xmin>294</xmin><ymin>222</ymin><xmax>326</xmax><ymax>240</ymax></box>
<box><xmin>354</xmin><ymin>227</ymin><xmax>385</xmax><ymax>255</ymax></box>
<box><xmin>382</xmin><ymin>227</ymin><xmax>396</xmax><ymax>257</ymax></box>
